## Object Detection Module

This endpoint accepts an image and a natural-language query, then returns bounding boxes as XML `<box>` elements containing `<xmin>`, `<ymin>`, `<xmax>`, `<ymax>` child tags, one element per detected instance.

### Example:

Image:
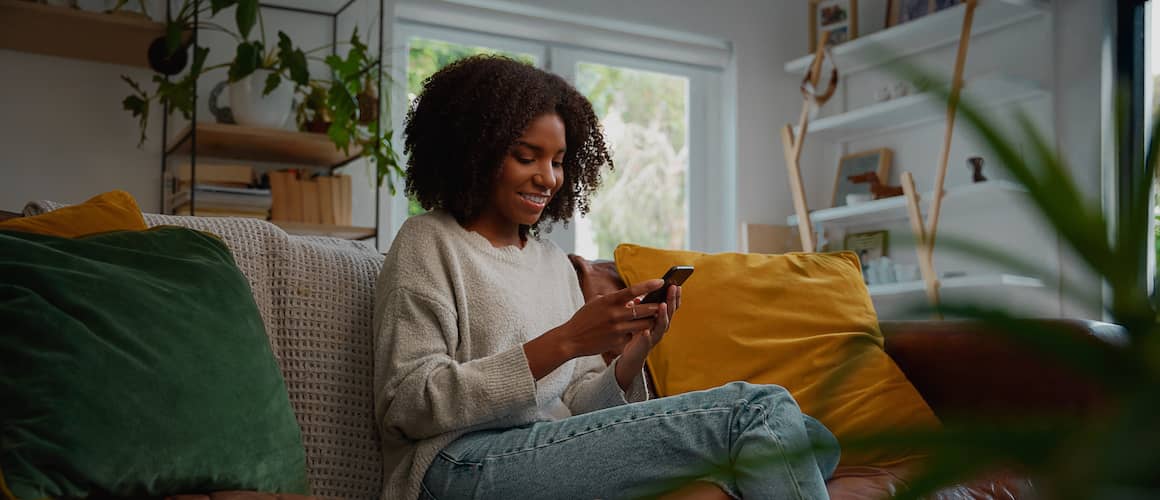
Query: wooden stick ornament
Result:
<box><xmin>781</xmin><ymin>31</ymin><xmax>838</xmax><ymax>251</ymax></box>
<box><xmin>904</xmin><ymin>0</ymin><xmax>977</xmax><ymax>317</ymax></box>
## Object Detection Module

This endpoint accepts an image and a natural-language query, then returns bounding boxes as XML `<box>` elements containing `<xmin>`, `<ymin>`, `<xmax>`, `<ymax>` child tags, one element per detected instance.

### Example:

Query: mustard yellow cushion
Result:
<box><xmin>614</xmin><ymin>244</ymin><xmax>940</xmax><ymax>467</ymax></box>
<box><xmin>0</xmin><ymin>191</ymin><xmax>147</xmax><ymax>238</ymax></box>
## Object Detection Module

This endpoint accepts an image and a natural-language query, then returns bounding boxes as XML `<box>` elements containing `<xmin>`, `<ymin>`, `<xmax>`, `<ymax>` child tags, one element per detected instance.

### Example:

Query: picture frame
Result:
<box><xmin>809</xmin><ymin>0</ymin><xmax>858</xmax><ymax>53</ymax></box>
<box><xmin>886</xmin><ymin>0</ymin><xmax>963</xmax><ymax>27</ymax></box>
<box><xmin>832</xmin><ymin>148</ymin><xmax>893</xmax><ymax>208</ymax></box>
<box><xmin>844</xmin><ymin>230</ymin><xmax>889</xmax><ymax>264</ymax></box>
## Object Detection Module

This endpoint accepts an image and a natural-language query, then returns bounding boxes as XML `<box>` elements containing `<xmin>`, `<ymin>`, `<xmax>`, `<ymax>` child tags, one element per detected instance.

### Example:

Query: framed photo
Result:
<box><xmin>832</xmin><ymin>148</ymin><xmax>893</xmax><ymax>208</ymax></box>
<box><xmin>809</xmin><ymin>0</ymin><xmax>858</xmax><ymax>53</ymax></box>
<box><xmin>844</xmin><ymin>230</ymin><xmax>889</xmax><ymax>264</ymax></box>
<box><xmin>887</xmin><ymin>0</ymin><xmax>963</xmax><ymax>27</ymax></box>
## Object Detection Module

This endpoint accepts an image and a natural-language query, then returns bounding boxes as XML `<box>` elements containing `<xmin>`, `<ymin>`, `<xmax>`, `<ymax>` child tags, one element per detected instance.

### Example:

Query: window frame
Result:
<box><xmin>383</xmin><ymin>10</ymin><xmax>734</xmax><ymax>255</ymax></box>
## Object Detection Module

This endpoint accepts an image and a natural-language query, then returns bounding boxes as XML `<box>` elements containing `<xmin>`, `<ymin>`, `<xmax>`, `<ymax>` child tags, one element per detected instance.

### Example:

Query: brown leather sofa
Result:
<box><xmin>569</xmin><ymin>255</ymin><xmax>1127</xmax><ymax>499</ymax></box>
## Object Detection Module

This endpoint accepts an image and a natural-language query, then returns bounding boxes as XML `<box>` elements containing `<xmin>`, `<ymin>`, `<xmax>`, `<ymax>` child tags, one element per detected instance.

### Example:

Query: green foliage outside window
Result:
<box><xmin>576</xmin><ymin>63</ymin><xmax>688</xmax><ymax>259</ymax></box>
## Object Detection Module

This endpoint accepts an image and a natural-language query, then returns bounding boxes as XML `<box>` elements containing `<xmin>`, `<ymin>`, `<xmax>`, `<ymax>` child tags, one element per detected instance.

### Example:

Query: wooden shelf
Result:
<box><xmin>868</xmin><ymin>273</ymin><xmax>1042</xmax><ymax>298</ymax></box>
<box><xmin>0</xmin><ymin>0</ymin><xmax>163</xmax><ymax>68</ymax></box>
<box><xmin>795</xmin><ymin>75</ymin><xmax>1045</xmax><ymax>142</ymax></box>
<box><xmin>787</xmin><ymin>179</ymin><xmax>1025</xmax><ymax>229</ymax></box>
<box><xmin>272</xmin><ymin>221</ymin><xmax>375</xmax><ymax>240</ymax></box>
<box><xmin>784</xmin><ymin>0</ymin><xmax>1048</xmax><ymax>75</ymax></box>
<box><xmin>167</xmin><ymin>123</ymin><xmax>361</xmax><ymax>168</ymax></box>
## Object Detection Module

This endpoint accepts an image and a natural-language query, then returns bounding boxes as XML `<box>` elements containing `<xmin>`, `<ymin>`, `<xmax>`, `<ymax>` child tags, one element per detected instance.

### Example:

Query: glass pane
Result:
<box><xmin>1151</xmin><ymin>2</ymin><xmax>1159</xmax><ymax>289</ymax></box>
<box><xmin>573</xmin><ymin>61</ymin><xmax>689</xmax><ymax>259</ymax></box>
<box><xmin>405</xmin><ymin>37</ymin><xmax>538</xmax><ymax>216</ymax></box>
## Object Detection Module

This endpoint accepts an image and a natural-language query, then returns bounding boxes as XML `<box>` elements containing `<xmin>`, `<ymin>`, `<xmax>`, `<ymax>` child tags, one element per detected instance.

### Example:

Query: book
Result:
<box><xmin>172</xmin><ymin>162</ymin><xmax>255</xmax><ymax>185</ymax></box>
<box><xmin>317</xmin><ymin>176</ymin><xmax>335</xmax><ymax>225</ymax></box>
<box><xmin>300</xmin><ymin>178</ymin><xmax>320</xmax><ymax>224</ymax></box>
<box><xmin>287</xmin><ymin>171</ymin><xmax>304</xmax><ymax>222</ymax></box>
<box><xmin>336</xmin><ymin>174</ymin><xmax>352</xmax><ymax>225</ymax></box>
<box><xmin>268</xmin><ymin>170</ymin><xmax>294</xmax><ymax>221</ymax></box>
<box><xmin>168</xmin><ymin>188</ymin><xmax>272</xmax><ymax>211</ymax></box>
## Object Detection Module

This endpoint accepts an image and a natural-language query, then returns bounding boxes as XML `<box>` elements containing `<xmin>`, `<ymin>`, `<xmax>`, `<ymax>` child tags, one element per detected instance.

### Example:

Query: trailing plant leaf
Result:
<box><xmin>276</xmin><ymin>31</ymin><xmax>309</xmax><ymax>86</ymax></box>
<box><xmin>165</xmin><ymin>20</ymin><xmax>184</xmax><ymax>56</ymax></box>
<box><xmin>263</xmin><ymin>71</ymin><xmax>281</xmax><ymax>96</ymax></box>
<box><xmin>229</xmin><ymin>41</ymin><xmax>262</xmax><ymax>82</ymax></box>
<box><xmin>234</xmin><ymin>0</ymin><xmax>258</xmax><ymax>40</ymax></box>
<box><xmin>209</xmin><ymin>0</ymin><xmax>236</xmax><ymax>15</ymax></box>
<box><xmin>120</xmin><ymin>75</ymin><xmax>150</xmax><ymax>147</ymax></box>
<box><xmin>190</xmin><ymin>45</ymin><xmax>208</xmax><ymax>76</ymax></box>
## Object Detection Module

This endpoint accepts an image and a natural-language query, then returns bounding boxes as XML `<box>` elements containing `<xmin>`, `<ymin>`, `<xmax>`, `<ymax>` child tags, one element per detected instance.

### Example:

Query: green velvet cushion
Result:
<box><xmin>0</xmin><ymin>227</ymin><xmax>309</xmax><ymax>498</ymax></box>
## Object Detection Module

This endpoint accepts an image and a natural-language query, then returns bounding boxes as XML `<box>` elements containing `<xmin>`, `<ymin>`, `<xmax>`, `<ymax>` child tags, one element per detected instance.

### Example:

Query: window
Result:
<box><xmin>556</xmin><ymin>53</ymin><xmax>692</xmax><ymax>259</ymax></box>
<box><xmin>388</xmin><ymin>13</ymin><xmax>730</xmax><ymax>255</ymax></box>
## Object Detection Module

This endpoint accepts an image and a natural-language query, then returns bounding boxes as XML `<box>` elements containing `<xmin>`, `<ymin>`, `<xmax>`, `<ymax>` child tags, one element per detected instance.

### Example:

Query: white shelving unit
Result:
<box><xmin>868</xmin><ymin>273</ymin><xmax>1049</xmax><ymax>319</ymax></box>
<box><xmin>783</xmin><ymin>0</ymin><xmax>1049</xmax><ymax>75</ymax></box>
<box><xmin>868</xmin><ymin>273</ymin><xmax>1042</xmax><ymax>298</ymax></box>
<box><xmin>778</xmin><ymin>0</ymin><xmax>1058</xmax><ymax>318</ymax></box>
<box><xmin>794</xmin><ymin>75</ymin><xmax>1046</xmax><ymax>142</ymax></box>
<box><xmin>787</xmin><ymin>179</ymin><xmax>1025</xmax><ymax>228</ymax></box>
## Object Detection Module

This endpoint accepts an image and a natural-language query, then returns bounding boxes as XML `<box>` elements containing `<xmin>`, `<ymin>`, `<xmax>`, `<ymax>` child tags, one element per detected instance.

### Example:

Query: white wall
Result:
<box><xmin>0</xmin><ymin>50</ymin><xmax>163</xmax><ymax>212</ymax></box>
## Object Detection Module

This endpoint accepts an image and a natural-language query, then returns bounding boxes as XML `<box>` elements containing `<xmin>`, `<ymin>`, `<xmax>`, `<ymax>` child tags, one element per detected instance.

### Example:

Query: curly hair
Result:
<box><xmin>403</xmin><ymin>55</ymin><xmax>613</xmax><ymax>235</ymax></box>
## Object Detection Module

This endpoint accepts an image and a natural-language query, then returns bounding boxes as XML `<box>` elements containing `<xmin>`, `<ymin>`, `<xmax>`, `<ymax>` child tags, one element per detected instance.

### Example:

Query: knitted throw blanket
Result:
<box><xmin>25</xmin><ymin>201</ymin><xmax>387</xmax><ymax>500</ymax></box>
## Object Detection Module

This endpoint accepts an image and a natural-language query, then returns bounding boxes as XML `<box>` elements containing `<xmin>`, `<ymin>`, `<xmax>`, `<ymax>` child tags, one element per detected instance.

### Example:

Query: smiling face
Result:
<box><xmin>470</xmin><ymin>112</ymin><xmax>567</xmax><ymax>245</ymax></box>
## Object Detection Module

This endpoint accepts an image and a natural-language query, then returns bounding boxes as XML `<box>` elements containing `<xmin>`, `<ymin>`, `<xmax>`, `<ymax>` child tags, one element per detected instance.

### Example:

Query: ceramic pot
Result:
<box><xmin>230</xmin><ymin>69</ymin><xmax>294</xmax><ymax>129</ymax></box>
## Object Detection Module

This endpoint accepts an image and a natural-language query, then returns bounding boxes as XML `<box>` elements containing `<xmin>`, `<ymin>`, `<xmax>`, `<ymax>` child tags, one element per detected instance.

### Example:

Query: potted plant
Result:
<box><xmin>121</xmin><ymin>0</ymin><xmax>402</xmax><ymax>190</ymax></box>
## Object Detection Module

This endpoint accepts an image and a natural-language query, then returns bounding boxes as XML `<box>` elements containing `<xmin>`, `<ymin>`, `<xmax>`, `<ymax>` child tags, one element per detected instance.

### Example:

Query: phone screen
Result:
<box><xmin>639</xmin><ymin>265</ymin><xmax>694</xmax><ymax>304</ymax></box>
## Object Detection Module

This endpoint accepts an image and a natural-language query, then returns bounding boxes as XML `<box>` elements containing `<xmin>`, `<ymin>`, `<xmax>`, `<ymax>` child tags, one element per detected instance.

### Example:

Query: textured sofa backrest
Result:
<box><xmin>24</xmin><ymin>199</ymin><xmax>388</xmax><ymax>500</ymax></box>
<box><xmin>141</xmin><ymin>214</ymin><xmax>388</xmax><ymax>500</ymax></box>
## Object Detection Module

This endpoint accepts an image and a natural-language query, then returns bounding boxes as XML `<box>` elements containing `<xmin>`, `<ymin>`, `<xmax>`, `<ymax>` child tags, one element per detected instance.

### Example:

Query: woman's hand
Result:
<box><xmin>524</xmin><ymin>279</ymin><xmax>663</xmax><ymax>380</ymax></box>
<box><xmin>615</xmin><ymin>284</ymin><xmax>681</xmax><ymax>391</ymax></box>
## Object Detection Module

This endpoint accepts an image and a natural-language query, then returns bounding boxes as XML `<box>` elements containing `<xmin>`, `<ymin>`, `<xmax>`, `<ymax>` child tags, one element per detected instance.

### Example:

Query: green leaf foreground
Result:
<box><xmin>816</xmin><ymin>52</ymin><xmax>1160</xmax><ymax>498</ymax></box>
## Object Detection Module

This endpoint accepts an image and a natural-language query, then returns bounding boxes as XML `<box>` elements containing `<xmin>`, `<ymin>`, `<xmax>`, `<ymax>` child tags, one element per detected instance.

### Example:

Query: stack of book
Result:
<box><xmin>167</xmin><ymin>163</ymin><xmax>272</xmax><ymax>219</ymax></box>
<box><xmin>268</xmin><ymin>171</ymin><xmax>353</xmax><ymax>225</ymax></box>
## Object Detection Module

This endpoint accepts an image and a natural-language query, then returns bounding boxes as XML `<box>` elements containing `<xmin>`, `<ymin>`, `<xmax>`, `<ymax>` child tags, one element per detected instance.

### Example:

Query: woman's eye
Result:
<box><xmin>516</xmin><ymin>157</ymin><xmax>534</xmax><ymax>164</ymax></box>
<box><xmin>552</xmin><ymin>161</ymin><xmax>564</xmax><ymax>168</ymax></box>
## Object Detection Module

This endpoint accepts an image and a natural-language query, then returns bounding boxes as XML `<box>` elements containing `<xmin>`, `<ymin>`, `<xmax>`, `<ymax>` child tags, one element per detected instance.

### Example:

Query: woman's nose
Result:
<box><xmin>534</xmin><ymin>161</ymin><xmax>557</xmax><ymax>188</ymax></box>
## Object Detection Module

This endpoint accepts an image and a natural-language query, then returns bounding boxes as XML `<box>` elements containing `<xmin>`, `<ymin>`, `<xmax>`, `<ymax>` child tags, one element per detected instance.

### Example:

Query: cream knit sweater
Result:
<box><xmin>373</xmin><ymin>210</ymin><xmax>648</xmax><ymax>500</ymax></box>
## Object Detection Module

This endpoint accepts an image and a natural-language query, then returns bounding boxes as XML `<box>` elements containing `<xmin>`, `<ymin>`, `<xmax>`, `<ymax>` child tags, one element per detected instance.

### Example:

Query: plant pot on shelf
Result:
<box><xmin>305</xmin><ymin>115</ymin><xmax>331</xmax><ymax>134</ymax></box>
<box><xmin>147</xmin><ymin>36</ymin><xmax>188</xmax><ymax>76</ymax></box>
<box><xmin>230</xmin><ymin>69</ymin><xmax>295</xmax><ymax>129</ymax></box>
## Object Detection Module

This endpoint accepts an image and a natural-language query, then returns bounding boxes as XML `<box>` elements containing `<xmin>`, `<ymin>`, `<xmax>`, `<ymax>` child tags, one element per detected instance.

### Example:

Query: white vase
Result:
<box><xmin>229</xmin><ymin>69</ymin><xmax>294</xmax><ymax>129</ymax></box>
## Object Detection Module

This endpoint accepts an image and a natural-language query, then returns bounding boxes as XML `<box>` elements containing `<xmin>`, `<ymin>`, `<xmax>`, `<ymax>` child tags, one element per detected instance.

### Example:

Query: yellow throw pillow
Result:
<box><xmin>0</xmin><ymin>191</ymin><xmax>147</xmax><ymax>238</ymax></box>
<box><xmin>614</xmin><ymin>243</ymin><xmax>940</xmax><ymax>467</ymax></box>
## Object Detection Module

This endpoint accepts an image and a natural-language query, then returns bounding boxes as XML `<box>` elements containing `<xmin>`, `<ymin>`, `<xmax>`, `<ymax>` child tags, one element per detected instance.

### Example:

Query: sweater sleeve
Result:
<box><xmin>374</xmin><ymin>287</ymin><xmax>538</xmax><ymax>441</ymax></box>
<box><xmin>561</xmin><ymin>353</ymin><xmax>649</xmax><ymax>415</ymax></box>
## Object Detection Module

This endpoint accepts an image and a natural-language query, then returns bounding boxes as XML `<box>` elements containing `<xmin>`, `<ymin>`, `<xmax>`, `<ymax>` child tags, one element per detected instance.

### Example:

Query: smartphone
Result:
<box><xmin>639</xmin><ymin>265</ymin><xmax>694</xmax><ymax>304</ymax></box>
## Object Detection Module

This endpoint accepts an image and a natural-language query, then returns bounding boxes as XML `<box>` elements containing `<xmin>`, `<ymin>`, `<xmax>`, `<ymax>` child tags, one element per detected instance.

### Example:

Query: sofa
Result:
<box><xmin>9</xmin><ymin>204</ymin><xmax>1127</xmax><ymax>499</ymax></box>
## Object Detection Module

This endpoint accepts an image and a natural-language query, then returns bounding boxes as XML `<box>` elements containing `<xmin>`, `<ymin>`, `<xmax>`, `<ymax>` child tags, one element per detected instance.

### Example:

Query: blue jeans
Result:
<box><xmin>421</xmin><ymin>382</ymin><xmax>840</xmax><ymax>499</ymax></box>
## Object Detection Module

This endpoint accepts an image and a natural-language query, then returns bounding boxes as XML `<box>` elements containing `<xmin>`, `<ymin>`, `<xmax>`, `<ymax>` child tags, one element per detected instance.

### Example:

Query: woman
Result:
<box><xmin>374</xmin><ymin>55</ymin><xmax>839</xmax><ymax>500</ymax></box>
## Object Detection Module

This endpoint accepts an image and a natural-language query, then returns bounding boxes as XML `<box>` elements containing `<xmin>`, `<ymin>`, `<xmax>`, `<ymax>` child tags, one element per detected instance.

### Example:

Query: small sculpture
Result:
<box><xmin>968</xmin><ymin>156</ymin><xmax>987</xmax><ymax>183</ymax></box>
<box><xmin>847</xmin><ymin>171</ymin><xmax>904</xmax><ymax>200</ymax></box>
